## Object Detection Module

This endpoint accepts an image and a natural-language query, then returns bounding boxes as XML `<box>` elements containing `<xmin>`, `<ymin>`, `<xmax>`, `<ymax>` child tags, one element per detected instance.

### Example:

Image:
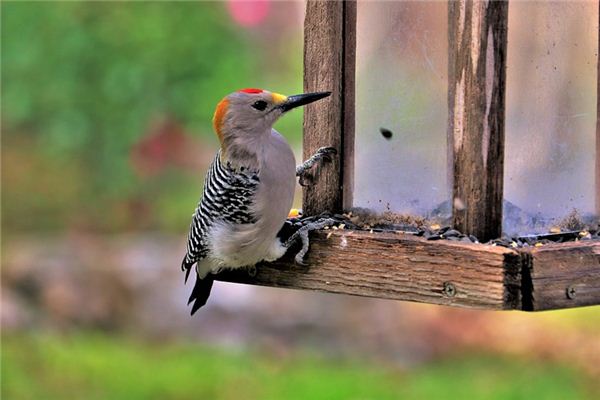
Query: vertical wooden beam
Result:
<box><xmin>303</xmin><ymin>0</ymin><xmax>355</xmax><ymax>215</ymax></box>
<box><xmin>447</xmin><ymin>0</ymin><xmax>455</xmax><ymax>203</ymax></box>
<box><xmin>342</xmin><ymin>0</ymin><xmax>356</xmax><ymax>211</ymax></box>
<box><xmin>596</xmin><ymin>0</ymin><xmax>600</xmax><ymax>217</ymax></box>
<box><xmin>448</xmin><ymin>0</ymin><xmax>509</xmax><ymax>242</ymax></box>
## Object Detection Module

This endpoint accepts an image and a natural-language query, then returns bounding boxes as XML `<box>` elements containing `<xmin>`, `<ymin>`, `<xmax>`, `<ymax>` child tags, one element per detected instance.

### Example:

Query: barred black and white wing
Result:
<box><xmin>181</xmin><ymin>151</ymin><xmax>260</xmax><ymax>275</ymax></box>
<box><xmin>181</xmin><ymin>151</ymin><xmax>259</xmax><ymax>313</ymax></box>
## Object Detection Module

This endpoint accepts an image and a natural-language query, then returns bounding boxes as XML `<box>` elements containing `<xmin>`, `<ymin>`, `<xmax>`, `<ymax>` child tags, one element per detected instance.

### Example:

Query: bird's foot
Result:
<box><xmin>296</xmin><ymin>147</ymin><xmax>337</xmax><ymax>187</ymax></box>
<box><xmin>246</xmin><ymin>264</ymin><xmax>257</xmax><ymax>277</ymax></box>
<box><xmin>285</xmin><ymin>217</ymin><xmax>337</xmax><ymax>265</ymax></box>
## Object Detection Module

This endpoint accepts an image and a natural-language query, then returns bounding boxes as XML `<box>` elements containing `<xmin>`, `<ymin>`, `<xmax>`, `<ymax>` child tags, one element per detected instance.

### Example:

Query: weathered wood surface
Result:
<box><xmin>303</xmin><ymin>0</ymin><xmax>355</xmax><ymax>215</ymax></box>
<box><xmin>596</xmin><ymin>0</ymin><xmax>600</xmax><ymax>216</ymax></box>
<box><xmin>521</xmin><ymin>241</ymin><xmax>600</xmax><ymax>311</ymax></box>
<box><xmin>218</xmin><ymin>230</ymin><xmax>522</xmax><ymax>310</ymax></box>
<box><xmin>448</xmin><ymin>1</ymin><xmax>509</xmax><ymax>242</ymax></box>
<box><xmin>342</xmin><ymin>0</ymin><xmax>356</xmax><ymax>210</ymax></box>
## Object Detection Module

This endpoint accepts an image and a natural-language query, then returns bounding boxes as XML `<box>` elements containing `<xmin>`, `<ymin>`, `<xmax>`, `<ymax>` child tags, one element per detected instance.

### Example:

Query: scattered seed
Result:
<box><xmin>324</xmin><ymin>226</ymin><xmax>329</xmax><ymax>230</ymax></box>
<box><xmin>326</xmin><ymin>232</ymin><xmax>333</xmax><ymax>239</ymax></box>
<box><xmin>338</xmin><ymin>224</ymin><xmax>346</xmax><ymax>229</ymax></box>
<box><xmin>444</xmin><ymin>229</ymin><xmax>461</xmax><ymax>238</ymax></box>
<box><xmin>332</xmin><ymin>225</ymin><xmax>339</xmax><ymax>230</ymax></box>
<box><xmin>535</xmin><ymin>242</ymin><xmax>543</xmax><ymax>247</ymax></box>
<box><xmin>550</xmin><ymin>227</ymin><xmax>561</xmax><ymax>233</ymax></box>
<box><xmin>430</xmin><ymin>223</ymin><xmax>441</xmax><ymax>230</ymax></box>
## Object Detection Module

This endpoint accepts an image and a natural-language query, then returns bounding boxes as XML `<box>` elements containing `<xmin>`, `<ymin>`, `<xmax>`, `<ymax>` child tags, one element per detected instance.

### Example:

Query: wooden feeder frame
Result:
<box><xmin>219</xmin><ymin>0</ymin><xmax>600</xmax><ymax>312</ymax></box>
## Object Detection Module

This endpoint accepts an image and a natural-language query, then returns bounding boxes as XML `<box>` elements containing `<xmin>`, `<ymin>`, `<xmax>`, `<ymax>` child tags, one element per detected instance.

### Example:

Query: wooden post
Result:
<box><xmin>596</xmin><ymin>0</ymin><xmax>600</xmax><ymax>217</ymax></box>
<box><xmin>342</xmin><ymin>1</ymin><xmax>356</xmax><ymax>211</ymax></box>
<box><xmin>303</xmin><ymin>0</ymin><xmax>356</xmax><ymax>215</ymax></box>
<box><xmin>448</xmin><ymin>1</ymin><xmax>509</xmax><ymax>242</ymax></box>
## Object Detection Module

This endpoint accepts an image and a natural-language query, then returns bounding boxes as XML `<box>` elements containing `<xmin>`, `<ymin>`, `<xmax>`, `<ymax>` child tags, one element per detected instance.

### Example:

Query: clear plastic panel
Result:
<box><xmin>355</xmin><ymin>1</ymin><xmax>597</xmax><ymax>234</ymax></box>
<box><xmin>505</xmin><ymin>1</ymin><xmax>597</xmax><ymax>233</ymax></box>
<box><xmin>354</xmin><ymin>1</ymin><xmax>448</xmax><ymax>215</ymax></box>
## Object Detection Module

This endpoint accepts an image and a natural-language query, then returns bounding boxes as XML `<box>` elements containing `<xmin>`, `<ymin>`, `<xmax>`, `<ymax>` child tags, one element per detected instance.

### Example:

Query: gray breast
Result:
<box><xmin>253</xmin><ymin>130</ymin><xmax>296</xmax><ymax>235</ymax></box>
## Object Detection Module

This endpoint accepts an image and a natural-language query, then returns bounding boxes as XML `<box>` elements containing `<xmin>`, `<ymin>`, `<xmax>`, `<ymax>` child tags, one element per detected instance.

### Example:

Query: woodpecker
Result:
<box><xmin>182</xmin><ymin>88</ymin><xmax>335</xmax><ymax>314</ymax></box>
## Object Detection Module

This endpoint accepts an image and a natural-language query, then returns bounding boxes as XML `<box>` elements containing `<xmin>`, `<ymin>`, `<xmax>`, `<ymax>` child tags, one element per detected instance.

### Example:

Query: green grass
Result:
<box><xmin>2</xmin><ymin>333</ymin><xmax>597</xmax><ymax>400</ymax></box>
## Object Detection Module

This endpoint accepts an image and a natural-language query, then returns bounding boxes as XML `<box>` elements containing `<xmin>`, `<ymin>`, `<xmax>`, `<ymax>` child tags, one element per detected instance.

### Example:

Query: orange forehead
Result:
<box><xmin>212</xmin><ymin>98</ymin><xmax>229</xmax><ymax>139</ymax></box>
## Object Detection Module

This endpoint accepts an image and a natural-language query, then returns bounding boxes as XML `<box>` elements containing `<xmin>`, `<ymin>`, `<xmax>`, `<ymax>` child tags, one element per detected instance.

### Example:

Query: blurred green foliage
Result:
<box><xmin>2</xmin><ymin>1</ymin><xmax>303</xmax><ymax>233</ymax></box>
<box><xmin>3</xmin><ymin>333</ymin><xmax>598</xmax><ymax>400</ymax></box>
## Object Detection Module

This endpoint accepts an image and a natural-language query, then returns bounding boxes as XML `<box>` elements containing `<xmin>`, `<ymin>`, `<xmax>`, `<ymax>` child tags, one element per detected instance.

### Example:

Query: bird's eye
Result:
<box><xmin>251</xmin><ymin>100</ymin><xmax>268</xmax><ymax>111</ymax></box>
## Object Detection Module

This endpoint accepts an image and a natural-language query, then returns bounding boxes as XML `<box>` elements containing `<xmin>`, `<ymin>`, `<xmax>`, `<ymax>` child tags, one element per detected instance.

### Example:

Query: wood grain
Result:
<box><xmin>596</xmin><ymin>1</ymin><xmax>600</xmax><ymax>216</ymax></box>
<box><xmin>342</xmin><ymin>0</ymin><xmax>356</xmax><ymax>210</ymax></box>
<box><xmin>302</xmin><ymin>0</ymin><xmax>355</xmax><ymax>215</ymax></box>
<box><xmin>217</xmin><ymin>230</ymin><xmax>522</xmax><ymax>310</ymax></box>
<box><xmin>448</xmin><ymin>1</ymin><xmax>509</xmax><ymax>242</ymax></box>
<box><xmin>522</xmin><ymin>241</ymin><xmax>600</xmax><ymax>311</ymax></box>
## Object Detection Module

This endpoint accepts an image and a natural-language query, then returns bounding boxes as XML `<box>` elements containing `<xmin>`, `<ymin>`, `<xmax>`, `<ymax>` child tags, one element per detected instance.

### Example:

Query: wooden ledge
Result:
<box><xmin>217</xmin><ymin>230</ymin><xmax>522</xmax><ymax>310</ymax></box>
<box><xmin>521</xmin><ymin>241</ymin><xmax>600</xmax><ymax>311</ymax></box>
<box><xmin>217</xmin><ymin>230</ymin><xmax>600</xmax><ymax>311</ymax></box>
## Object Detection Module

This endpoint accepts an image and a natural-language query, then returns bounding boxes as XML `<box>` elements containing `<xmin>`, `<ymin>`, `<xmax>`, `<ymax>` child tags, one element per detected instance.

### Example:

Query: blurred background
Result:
<box><xmin>2</xmin><ymin>1</ymin><xmax>599</xmax><ymax>399</ymax></box>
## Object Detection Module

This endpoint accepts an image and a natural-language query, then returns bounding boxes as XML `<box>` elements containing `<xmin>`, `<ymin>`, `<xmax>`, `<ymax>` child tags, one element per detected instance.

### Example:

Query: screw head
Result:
<box><xmin>443</xmin><ymin>282</ymin><xmax>456</xmax><ymax>297</ymax></box>
<box><xmin>566</xmin><ymin>285</ymin><xmax>576</xmax><ymax>299</ymax></box>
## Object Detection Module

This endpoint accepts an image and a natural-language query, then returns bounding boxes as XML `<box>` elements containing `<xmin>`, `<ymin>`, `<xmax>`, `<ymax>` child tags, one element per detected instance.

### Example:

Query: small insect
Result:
<box><xmin>380</xmin><ymin>127</ymin><xmax>393</xmax><ymax>140</ymax></box>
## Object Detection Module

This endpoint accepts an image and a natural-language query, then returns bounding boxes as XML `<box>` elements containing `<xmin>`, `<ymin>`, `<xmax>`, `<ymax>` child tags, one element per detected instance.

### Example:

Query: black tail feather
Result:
<box><xmin>188</xmin><ymin>274</ymin><xmax>214</xmax><ymax>315</ymax></box>
<box><xmin>184</xmin><ymin>266</ymin><xmax>192</xmax><ymax>284</ymax></box>
<box><xmin>181</xmin><ymin>256</ymin><xmax>194</xmax><ymax>284</ymax></box>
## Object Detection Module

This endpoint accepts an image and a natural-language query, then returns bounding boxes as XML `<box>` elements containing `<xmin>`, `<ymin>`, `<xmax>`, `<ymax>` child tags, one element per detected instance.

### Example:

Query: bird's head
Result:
<box><xmin>212</xmin><ymin>88</ymin><xmax>330</xmax><ymax>156</ymax></box>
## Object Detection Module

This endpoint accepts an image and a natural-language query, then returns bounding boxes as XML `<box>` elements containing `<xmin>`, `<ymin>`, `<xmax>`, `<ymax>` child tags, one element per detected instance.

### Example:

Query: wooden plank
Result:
<box><xmin>521</xmin><ymin>241</ymin><xmax>600</xmax><ymax>311</ymax></box>
<box><xmin>217</xmin><ymin>230</ymin><xmax>522</xmax><ymax>310</ymax></box>
<box><xmin>342</xmin><ymin>0</ymin><xmax>356</xmax><ymax>210</ymax></box>
<box><xmin>302</xmin><ymin>0</ymin><xmax>354</xmax><ymax>215</ymax></box>
<box><xmin>448</xmin><ymin>1</ymin><xmax>509</xmax><ymax>242</ymax></box>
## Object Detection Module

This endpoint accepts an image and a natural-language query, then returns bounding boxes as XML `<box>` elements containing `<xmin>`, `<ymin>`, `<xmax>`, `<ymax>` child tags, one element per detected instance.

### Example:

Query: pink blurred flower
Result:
<box><xmin>226</xmin><ymin>0</ymin><xmax>270</xmax><ymax>27</ymax></box>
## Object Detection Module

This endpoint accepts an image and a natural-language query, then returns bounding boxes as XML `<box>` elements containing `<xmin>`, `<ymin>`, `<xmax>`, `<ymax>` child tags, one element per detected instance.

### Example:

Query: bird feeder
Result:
<box><xmin>219</xmin><ymin>0</ymin><xmax>600</xmax><ymax>311</ymax></box>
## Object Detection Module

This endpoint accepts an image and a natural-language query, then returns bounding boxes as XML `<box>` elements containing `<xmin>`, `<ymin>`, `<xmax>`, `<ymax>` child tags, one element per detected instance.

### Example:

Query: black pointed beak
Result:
<box><xmin>279</xmin><ymin>91</ymin><xmax>331</xmax><ymax>112</ymax></box>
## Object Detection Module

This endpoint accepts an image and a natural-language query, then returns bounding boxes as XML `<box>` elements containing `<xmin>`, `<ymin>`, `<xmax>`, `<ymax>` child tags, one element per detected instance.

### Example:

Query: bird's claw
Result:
<box><xmin>247</xmin><ymin>265</ymin><xmax>257</xmax><ymax>277</ymax></box>
<box><xmin>316</xmin><ymin>146</ymin><xmax>337</xmax><ymax>162</ymax></box>
<box><xmin>294</xmin><ymin>254</ymin><xmax>308</xmax><ymax>267</ymax></box>
<box><xmin>296</xmin><ymin>146</ymin><xmax>337</xmax><ymax>187</ymax></box>
<box><xmin>285</xmin><ymin>217</ymin><xmax>336</xmax><ymax>267</ymax></box>
<box><xmin>294</xmin><ymin>241</ymin><xmax>312</xmax><ymax>266</ymax></box>
<box><xmin>298</xmin><ymin>173</ymin><xmax>313</xmax><ymax>187</ymax></box>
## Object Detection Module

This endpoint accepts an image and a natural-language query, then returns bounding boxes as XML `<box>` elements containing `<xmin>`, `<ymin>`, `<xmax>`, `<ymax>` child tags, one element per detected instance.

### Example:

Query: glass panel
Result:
<box><xmin>505</xmin><ymin>1</ymin><xmax>597</xmax><ymax>233</ymax></box>
<box><xmin>354</xmin><ymin>0</ymin><xmax>448</xmax><ymax>216</ymax></box>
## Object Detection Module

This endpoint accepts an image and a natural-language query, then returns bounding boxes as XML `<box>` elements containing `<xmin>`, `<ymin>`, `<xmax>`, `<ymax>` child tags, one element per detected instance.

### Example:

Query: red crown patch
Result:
<box><xmin>238</xmin><ymin>88</ymin><xmax>263</xmax><ymax>94</ymax></box>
